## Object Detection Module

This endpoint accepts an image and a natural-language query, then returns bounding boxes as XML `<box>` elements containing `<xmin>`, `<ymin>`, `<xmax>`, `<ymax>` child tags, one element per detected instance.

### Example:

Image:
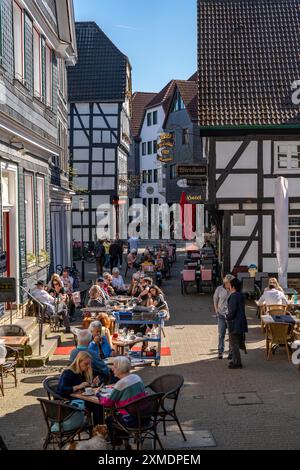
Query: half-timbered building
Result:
<box><xmin>198</xmin><ymin>0</ymin><xmax>300</xmax><ymax>276</ymax></box>
<box><xmin>68</xmin><ymin>22</ymin><xmax>132</xmax><ymax>242</ymax></box>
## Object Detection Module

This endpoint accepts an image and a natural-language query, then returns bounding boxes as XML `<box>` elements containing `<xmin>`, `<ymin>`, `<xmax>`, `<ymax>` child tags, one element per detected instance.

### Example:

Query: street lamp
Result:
<box><xmin>79</xmin><ymin>198</ymin><xmax>85</xmax><ymax>282</ymax></box>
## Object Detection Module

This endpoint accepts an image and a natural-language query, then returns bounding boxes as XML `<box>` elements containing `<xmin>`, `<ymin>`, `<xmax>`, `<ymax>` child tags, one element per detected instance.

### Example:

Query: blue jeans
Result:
<box><xmin>217</xmin><ymin>315</ymin><xmax>227</xmax><ymax>355</ymax></box>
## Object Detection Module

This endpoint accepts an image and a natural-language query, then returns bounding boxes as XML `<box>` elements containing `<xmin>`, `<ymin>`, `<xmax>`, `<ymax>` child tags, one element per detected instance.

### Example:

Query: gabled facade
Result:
<box><xmin>68</xmin><ymin>22</ymin><xmax>132</xmax><ymax>242</ymax></box>
<box><xmin>163</xmin><ymin>79</ymin><xmax>204</xmax><ymax>204</ymax></box>
<box><xmin>0</xmin><ymin>0</ymin><xmax>77</xmax><ymax>311</ymax></box>
<box><xmin>138</xmin><ymin>81</ymin><xmax>175</xmax><ymax>220</ymax></box>
<box><xmin>129</xmin><ymin>91</ymin><xmax>156</xmax><ymax>200</ymax></box>
<box><xmin>198</xmin><ymin>0</ymin><xmax>300</xmax><ymax>275</ymax></box>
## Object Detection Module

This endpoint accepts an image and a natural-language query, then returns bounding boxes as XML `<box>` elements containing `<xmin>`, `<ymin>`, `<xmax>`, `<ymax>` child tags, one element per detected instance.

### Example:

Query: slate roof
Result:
<box><xmin>68</xmin><ymin>22</ymin><xmax>128</xmax><ymax>103</ymax></box>
<box><xmin>146</xmin><ymin>80</ymin><xmax>176</xmax><ymax>112</ymax></box>
<box><xmin>130</xmin><ymin>92</ymin><xmax>157</xmax><ymax>138</ymax></box>
<box><xmin>198</xmin><ymin>0</ymin><xmax>300</xmax><ymax>127</ymax></box>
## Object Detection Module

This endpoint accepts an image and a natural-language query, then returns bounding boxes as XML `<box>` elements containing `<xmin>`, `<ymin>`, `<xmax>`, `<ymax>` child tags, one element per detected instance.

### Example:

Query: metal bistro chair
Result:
<box><xmin>241</xmin><ymin>277</ymin><xmax>259</xmax><ymax>300</ymax></box>
<box><xmin>181</xmin><ymin>270</ymin><xmax>198</xmax><ymax>295</ymax></box>
<box><xmin>43</xmin><ymin>376</ymin><xmax>65</xmax><ymax>401</ymax></box>
<box><xmin>0</xmin><ymin>346</ymin><xmax>19</xmax><ymax>397</ymax></box>
<box><xmin>38</xmin><ymin>398</ymin><xmax>92</xmax><ymax>450</ymax></box>
<box><xmin>146</xmin><ymin>374</ymin><xmax>186</xmax><ymax>441</ymax></box>
<box><xmin>111</xmin><ymin>393</ymin><xmax>164</xmax><ymax>451</ymax></box>
<box><xmin>265</xmin><ymin>323</ymin><xmax>294</xmax><ymax>361</ymax></box>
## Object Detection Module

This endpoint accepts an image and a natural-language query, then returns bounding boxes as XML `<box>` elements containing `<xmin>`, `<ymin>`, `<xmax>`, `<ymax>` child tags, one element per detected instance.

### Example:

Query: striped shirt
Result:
<box><xmin>99</xmin><ymin>374</ymin><xmax>145</xmax><ymax>415</ymax></box>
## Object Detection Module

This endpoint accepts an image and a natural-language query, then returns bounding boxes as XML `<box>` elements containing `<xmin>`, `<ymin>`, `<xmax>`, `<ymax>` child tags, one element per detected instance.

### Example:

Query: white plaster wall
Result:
<box><xmin>263</xmin><ymin>141</ymin><xmax>272</xmax><ymax>174</ymax></box>
<box><xmin>217</xmin><ymin>174</ymin><xmax>257</xmax><ymax>199</ymax></box>
<box><xmin>264</xmin><ymin>177</ymin><xmax>300</xmax><ymax>199</ymax></box>
<box><xmin>263</xmin><ymin>215</ymin><xmax>272</xmax><ymax>254</ymax></box>
<box><xmin>233</xmin><ymin>141</ymin><xmax>258</xmax><ymax>169</ymax></box>
<box><xmin>216</xmin><ymin>141</ymin><xmax>241</xmax><ymax>169</ymax></box>
<box><xmin>140</xmin><ymin>104</ymin><xmax>166</xmax><ymax>203</ymax></box>
<box><xmin>231</xmin><ymin>240</ymin><xmax>258</xmax><ymax>269</ymax></box>
<box><xmin>231</xmin><ymin>215</ymin><xmax>258</xmax><ymax>237</ymax></box>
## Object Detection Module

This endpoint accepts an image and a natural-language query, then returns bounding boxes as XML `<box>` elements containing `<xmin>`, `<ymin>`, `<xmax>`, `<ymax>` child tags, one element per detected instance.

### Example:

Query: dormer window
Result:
<box><xmin>171</xmin><ymin>90</ymin><xmax>185</xmax><ymax>113</ymax></box>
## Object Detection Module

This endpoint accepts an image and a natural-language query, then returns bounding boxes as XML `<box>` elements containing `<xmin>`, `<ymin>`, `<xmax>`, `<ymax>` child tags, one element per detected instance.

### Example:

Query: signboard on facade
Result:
<box><xmin>157</xmin><ymin>133</ymin><xmax>175</xmax><ymax>163</ymax></box>
<box><xmin>0</xmin><ymin>278</ymin><xmax>16</xmax><ymax>302</ymax></box>
<box><xmin>186</xmin><ymin>194</ymin><xmax>206</xmax><ymax>203</ymax></box>
<box><xmin>177</xmin><ymin>165</ymin><xmax>207</xmax><ymax>178</ymax></box>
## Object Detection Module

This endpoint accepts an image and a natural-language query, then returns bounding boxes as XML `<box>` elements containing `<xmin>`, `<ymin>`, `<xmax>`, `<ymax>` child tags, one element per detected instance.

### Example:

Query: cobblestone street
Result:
<box><xmin>1</xmin><ymin>254</ymin><xmax>300</xmax><ymax>450</ymax></box>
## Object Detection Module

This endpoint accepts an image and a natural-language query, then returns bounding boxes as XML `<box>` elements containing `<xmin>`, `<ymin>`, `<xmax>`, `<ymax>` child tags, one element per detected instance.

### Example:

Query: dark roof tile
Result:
<box><xmin>68</xmin><ymin>22</ymin><xmax>128</xmax><ymax>103</ymax></box>
<box><xmin>198</xmin><ymin>0</ymin><xmax>300</xmax><ymax>127</ymax></box>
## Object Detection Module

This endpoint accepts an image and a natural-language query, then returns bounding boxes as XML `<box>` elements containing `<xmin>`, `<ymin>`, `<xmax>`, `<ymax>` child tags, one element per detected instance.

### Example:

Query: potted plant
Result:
<box><xmin>26</xmin><ymin>252</ymin><xmax>37</xmax><ymax>268</ymax></box>
<box><xmin>38</xmin><ymin>250</ymin><xmax>50</xmax><ymax>265</ymax></box>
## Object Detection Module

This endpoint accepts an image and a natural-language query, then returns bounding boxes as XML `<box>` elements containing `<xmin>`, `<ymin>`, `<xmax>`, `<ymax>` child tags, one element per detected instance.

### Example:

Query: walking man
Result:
<box><xmin>94</xmin><ymin>239</ymin><xmax>105</xmax><ymax>276</ymax></box>
<box><xmin>226</xmin><ymin>278</ymin><xmax>248</xmax><ymax>369</ymax></box>
<box><xmin>213</xmin><ymin>275</ymin><xmax>234</xmax><ymax>359</ymax></box>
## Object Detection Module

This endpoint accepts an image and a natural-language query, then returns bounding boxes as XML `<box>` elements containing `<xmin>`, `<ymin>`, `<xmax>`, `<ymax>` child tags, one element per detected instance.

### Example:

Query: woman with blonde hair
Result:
<box><xmin>87</xmin><ymin>285</ymin><xmax>105</xmax><ymax>308</ymax></box>
<box><xmin>57</xmin><ymin>351</ymin><xmax>94</xmax><ymax>397</ymax></box>
<box><xmin>58</xmin><ymin>351</ymin><xmax>104</xmax><ymax>424</ymax></box>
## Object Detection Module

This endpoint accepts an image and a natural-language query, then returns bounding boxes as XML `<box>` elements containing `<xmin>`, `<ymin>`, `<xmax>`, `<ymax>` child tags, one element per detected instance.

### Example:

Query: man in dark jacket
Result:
<box><xmin>94</xmin><ymin>239</ymin><xmax>105</xmax><ymax>276</ymax></box>
<box><xmin>226</xmin><ymin>278</ymin><xmax>248</xmax><ymax>369</ymax></box>
<box><xmin>109</xmin><ymin>240</ymin><xmax>119</xmax><ymax>273</ymax></box>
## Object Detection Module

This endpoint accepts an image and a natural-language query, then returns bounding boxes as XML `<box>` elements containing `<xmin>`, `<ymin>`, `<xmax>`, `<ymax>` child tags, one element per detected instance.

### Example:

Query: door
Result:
<box><xmin>2</xmin><ymin>211</ymin><xmax>11</xmax><ymax>277</ymax></box>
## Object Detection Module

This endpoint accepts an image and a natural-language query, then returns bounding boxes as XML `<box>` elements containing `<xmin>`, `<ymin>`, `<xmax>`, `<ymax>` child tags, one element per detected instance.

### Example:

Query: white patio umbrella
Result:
<box><xmin>274</xmin><ymin>177</ymin><xmax>289</xmax><ymax>288</ymax></box>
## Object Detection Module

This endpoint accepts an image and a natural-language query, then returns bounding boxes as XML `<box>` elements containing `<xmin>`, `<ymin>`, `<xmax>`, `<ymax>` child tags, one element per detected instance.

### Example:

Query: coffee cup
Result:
<box><xmin>85</xmin><ymin>387</ymin><xmax>93</xmax><ymax>395</ymax></box>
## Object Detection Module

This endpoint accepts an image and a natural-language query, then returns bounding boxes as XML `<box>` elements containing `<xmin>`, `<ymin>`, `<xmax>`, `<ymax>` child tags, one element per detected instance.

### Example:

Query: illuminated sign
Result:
<box><xmin>0</xmin><ymin>278</ymin><xmax>16</xmax><ymax>302</ymax></box>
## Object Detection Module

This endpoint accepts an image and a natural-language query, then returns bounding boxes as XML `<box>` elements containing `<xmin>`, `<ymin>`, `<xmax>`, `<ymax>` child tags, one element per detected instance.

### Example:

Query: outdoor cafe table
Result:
<box><xmin>71</xmin><ymin>386</ymin><xmax>114</xmax><ymax>422</ymax></box>
<box><xmin>114</xmin><ymin>296</ymin><xmax>132</xmax><ymax>305</ymax></box>
<box><xmin>112</xmin><ymin>336</ymin><xmax>145</xmax><ymax>356</ymax></box>
<box><xmin>0</xmin><ymin>335</ymin><xmax>29</xmax><ymax>373</ymax></box>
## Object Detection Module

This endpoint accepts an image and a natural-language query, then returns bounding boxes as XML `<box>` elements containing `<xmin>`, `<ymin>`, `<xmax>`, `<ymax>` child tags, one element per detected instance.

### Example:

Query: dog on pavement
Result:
<box><xmin>65</xmin><ymin>425</ymin><xmax>109</xmax><ymax>450</ymax></box>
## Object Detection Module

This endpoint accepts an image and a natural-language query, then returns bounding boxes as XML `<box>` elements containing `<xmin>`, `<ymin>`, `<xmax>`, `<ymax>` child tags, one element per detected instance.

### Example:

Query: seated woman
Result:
<box><xmin>127</xmin><ymin>273</ymin><xmax>143</xmax><ymax>298</ymax></box>
<box><xmin>48</xmin><ymin>273</ymin><xmax>64</xmax><ymax>291</ymax></box>
<box><xmin>258</xmin><ymin>278</ymin><xmax>288</xmax><ymax>306</ymax></box>
<box><xmin>111</xmin><ymin>268</ymin><xmax>127</xmax><ymax>294</ymax></box>
<box><xmin>88</xmin><ymin>285</ymin><xmax>106</xmax><ymax>308</ymax></box>
<box><xmin>98</xmin><ymin>312</ymin><xmax>114</xmax><ymax>349</ymax></box>
<box><xmin>103</xmin><ymin>272</ymin><xmax>116</xmax><ymax>297</ymax></box>
<box><xmin>97</xmin><ymin>356</ymin><xmax>146</xmax><ymax>448</ymax></box>
<box><xmin>48</xmin><ymin>276</ymin><xmax>71</xmax><ymax>333</ymax></box>
<box><xmin>148</xmin><ymin>285</ymin><xmax>169</xmax><ymax>317</ymax></box>
<box><xmin>127</xmin><ymin>249</ymin><xmax>139</xmax><ymax>270</ymax></box>
<box><xmin>88</xmin><ymin>320</ymin><xmax>112</xmax><ymax>359</ymax></box>
<box><xmin>58</xmin><ymin>351</ymin><xmax>104</xmax><ymax>424</ymax></box>
<box><xmin>137</xmin><ymin>277</ymin><xmax>153</xmax><ymax>306</ymax></box>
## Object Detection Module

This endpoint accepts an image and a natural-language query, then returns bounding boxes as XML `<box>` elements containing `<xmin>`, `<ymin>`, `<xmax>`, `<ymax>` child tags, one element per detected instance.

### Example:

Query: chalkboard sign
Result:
<box><xmin>0</xmin><ymin>278</ymin><xmax>16</xmax><ymax>302</ymax></box>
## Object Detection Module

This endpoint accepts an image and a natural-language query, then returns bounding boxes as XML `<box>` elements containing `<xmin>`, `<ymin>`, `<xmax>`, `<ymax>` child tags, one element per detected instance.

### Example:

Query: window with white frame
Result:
<box><xmin>36</xmin><ymin>176</ymin><xmax>46</xmax><ymax>253</ymax></box>
<box><xmin>289</xmin><ymin>217</ymin><xmax>300</xmax><ymax>252</ymax></box>
<box><xmin>24</xmin><ymin>174</ymin><xmax>36</xmax><ymax>262</ymax></box>
<box><xmin>13</xmin><ymin>1</ymin><xmax>23</xmax><ymax>80</ymax></box>
<box><xmin>275</xmin><ymin>143</ymin><xmax>300</xmax><ymax>171</ymax></box>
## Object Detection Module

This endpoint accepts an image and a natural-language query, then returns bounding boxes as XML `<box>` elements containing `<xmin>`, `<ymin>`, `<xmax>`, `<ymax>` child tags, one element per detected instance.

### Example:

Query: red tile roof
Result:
<box><xmin>130</xmin><ymin>92</ymin><xmax>157</xmax><ymax>138</ymax></box>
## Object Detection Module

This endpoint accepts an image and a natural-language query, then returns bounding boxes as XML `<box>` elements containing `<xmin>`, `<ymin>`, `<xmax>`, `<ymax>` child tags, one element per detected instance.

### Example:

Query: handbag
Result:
<box><xmin>50</xmin><ymin>400</ymin><xmax>86</xmax><ymax>432</ymax></box>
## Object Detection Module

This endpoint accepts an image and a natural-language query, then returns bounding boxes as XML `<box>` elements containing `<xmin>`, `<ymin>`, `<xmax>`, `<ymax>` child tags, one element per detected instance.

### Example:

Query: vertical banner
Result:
<box><xmin>274</xmin><ymin>177</ymin><xmax>289</xmax><ymax>288</ymax></box>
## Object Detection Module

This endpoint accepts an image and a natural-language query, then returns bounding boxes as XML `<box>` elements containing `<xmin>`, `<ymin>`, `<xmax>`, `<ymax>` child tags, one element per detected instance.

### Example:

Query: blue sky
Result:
<box><xmin>73</xmin><ymin>0</ymin><xmax>197</xmax><ymax>93</ymax></box>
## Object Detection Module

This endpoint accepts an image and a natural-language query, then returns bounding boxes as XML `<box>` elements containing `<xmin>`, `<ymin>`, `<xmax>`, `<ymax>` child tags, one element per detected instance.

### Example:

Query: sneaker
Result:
<box><xmin>218</xmin><ymin>354</ymin><xmax>223</xmax><ymax>360</ymax></box>
<box><xmin>228</xmin><ymin>363</ymin><xmax>243</xmax><ymax>369</ymax></box>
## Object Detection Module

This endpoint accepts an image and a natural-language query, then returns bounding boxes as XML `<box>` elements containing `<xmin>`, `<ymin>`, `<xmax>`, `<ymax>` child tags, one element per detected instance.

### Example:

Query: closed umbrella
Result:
<box><xmin>274</xmin><ymin>177</ymin><xmax>289</xmax><ymax>288</ymax></box>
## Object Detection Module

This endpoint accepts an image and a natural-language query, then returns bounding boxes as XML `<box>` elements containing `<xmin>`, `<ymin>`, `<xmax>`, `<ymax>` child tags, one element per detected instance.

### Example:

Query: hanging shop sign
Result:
<box><xmin>186</xmin><ymin>194</ymin><xmax>205</xmax><ymax>203</ymax></box>
<box><xmin>157</xmin><ymin>132</ymin><xmax>175</xmax><ymax>163</ymax></box>
<box><xmin>177</xmin><ymin>164</ymin><xmax>207</xmax><ymax>178</ymax></box>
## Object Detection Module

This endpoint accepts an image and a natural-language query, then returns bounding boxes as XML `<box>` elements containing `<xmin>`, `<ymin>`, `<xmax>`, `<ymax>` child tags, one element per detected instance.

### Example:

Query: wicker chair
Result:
<box><xmin>0</xmin><ymin>325</ymin><xmax>26</xmax><ymax>336</ymax></box>
<box><xmin>43</xmin><ymin>376</ymin><xmax>65</xmax><ymax>401</ymax></box>
<box><xmin>0</xmin><ymin>346</ymin><xmax>19</xmax><ymax>397</ymax></box>
<box><xmin>265</xmin><ymin>323</ymin><xmax>294</xmax><ymax>361</ymax></box>
<box><xmin>111</xmin><ymin>393</ymin><xmax>164</xmax><ymax>450</ymax></box>
<box><xmin>266</xmin><ymin>305</ymin><xmax>288</xmax><ymax>316</ymax></box>
<box><xmin>146</xmin><ymin>374</ymin><xmax>186</xmax><ymax>441</ymax></box>
<box><xmin>38</xmin><ymin>398</ymin><xmax>92</xmax><ymax>450</ymax></box>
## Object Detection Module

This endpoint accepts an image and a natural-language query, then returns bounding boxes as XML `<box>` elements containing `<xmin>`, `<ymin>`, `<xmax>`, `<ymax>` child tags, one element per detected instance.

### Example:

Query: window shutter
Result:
<box><xmin>41</xmin><ymin>36</ymin><xmax>46</xmax><ymax>102</ymax></box>
<box><xmin>1</xmin><ymin>0</ymin><xmax>14</xmax><ymax>77</ymax></box>
<box><xmin>24</xmin><ymin>12</ymin><xmax>33</xmax><ymax>92</ymax></box>
<box><xmin>52</xmin><ymin>50</ymin><xmax>58</xmax><ymax>112</ymax></box>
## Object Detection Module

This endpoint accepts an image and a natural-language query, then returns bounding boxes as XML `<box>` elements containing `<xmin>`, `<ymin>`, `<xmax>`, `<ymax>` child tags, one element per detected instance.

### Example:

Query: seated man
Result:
<box><xmin>70</xmin><ymin>329</ymin><xmax>111</xmax><ymax>383</ymax></box>
<box><xmin>31</xmin><ymin>280</ymin><xmax>55</xmax><ymax>315</ymax></box>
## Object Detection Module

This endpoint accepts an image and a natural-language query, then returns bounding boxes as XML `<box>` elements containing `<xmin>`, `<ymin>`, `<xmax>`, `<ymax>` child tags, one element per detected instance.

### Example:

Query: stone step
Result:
<box><xmin>25</xmin><ymin>335</ymin><xmax>61</xmax><ymax>367</ymax></box>
<box><xmin>25</xmin><ymin>322</ymin><xmax>52</xmax><ymax>355</ymax></box>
